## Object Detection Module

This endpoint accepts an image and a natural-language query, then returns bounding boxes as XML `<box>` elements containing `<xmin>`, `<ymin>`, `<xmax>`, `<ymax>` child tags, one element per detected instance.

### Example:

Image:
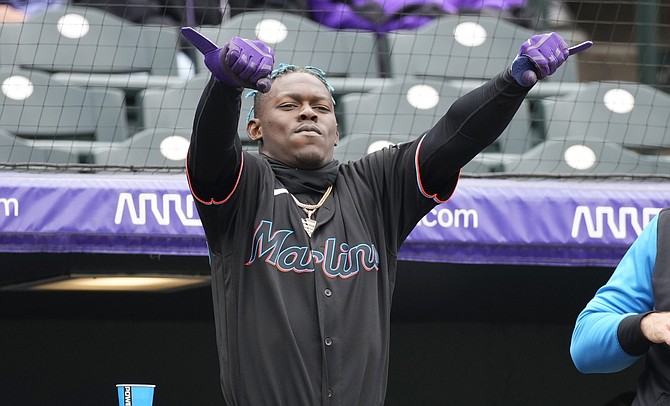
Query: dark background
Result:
<box><xmin>0</xmin><ymin>254</ymin><xmax>643</xmax><ymax>406</ymax></box>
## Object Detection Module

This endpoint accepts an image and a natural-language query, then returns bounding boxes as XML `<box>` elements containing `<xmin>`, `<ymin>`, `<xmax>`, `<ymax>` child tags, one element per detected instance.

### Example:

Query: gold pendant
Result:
<box><xmin>301</xmin><ymin>217</ymin><xmax>317</xmax><ymax>237</ymax></box>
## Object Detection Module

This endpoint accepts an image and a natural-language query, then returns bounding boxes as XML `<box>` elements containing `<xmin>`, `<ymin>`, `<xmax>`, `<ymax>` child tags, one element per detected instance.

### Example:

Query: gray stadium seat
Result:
<box><xmin>191</xmin><ymin>11</ymin><xmax>384</xmax><ymax>96</ymax></box>
<box><xmin>542</xmin><ymin>81</ymin><xmax>670</xmax><ymax>154</ymax></box>
<box><xmin>386</xmin><ymin>14</ymin><xmax>581</xmax><ymax>83</ymax></box>
<box><xmin>333</xmin><ymin>133</ymin><xmax>510</xmax><ymax>174</ymax></box>
<box><xmin>0</xmin><ymin>24</ymin><xmax>21</xmax><ymax>69</ymax></box>
<box><xmin>92</xmin><ymin>128</ymin><xmax>192</xmax><ymax>168</ymax></box>
<box><xmin>140</xmin><ymin>75</ymin><xmax>209</xmax><ymax>130</ymax></box>
<box><xmin>139</xmin><ymin>74</ymin><xmax>257</xmax><ymax>144</ymax></box>
<box><xmin>333</xmin><ymin>133</ymin><xmax>416</xmax><ymax>163</ymax></box>
<box><xmin>13</xmin><ymin>6</ymin><xmax>185</xmax><ymax>92</ymax></box>
<box><xmin>503</xmin><ymin>138</ymin><xmax>670</xmax><ymax>175</ymax></box>
<box><xmin>0</xmin><ymin>68</ymin><xmax>129</xmax><ymax>142</ymax></box>
<box><xmin>338</xmin><ymin>77</ymin><xmax>538</xmax><ymax>155</ymax></box>
<box><xmin>0</xmin><ymin>128</ymin><xmax>80</xmax><ymax>164</ymax></box>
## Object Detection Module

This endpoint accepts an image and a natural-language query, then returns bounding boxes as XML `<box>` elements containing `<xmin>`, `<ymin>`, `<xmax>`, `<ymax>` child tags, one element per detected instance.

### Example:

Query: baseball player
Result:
<box><xmin>181</xmin><ymin>28</ymin><xmax>586</xmax><ymax>405</ymax></box>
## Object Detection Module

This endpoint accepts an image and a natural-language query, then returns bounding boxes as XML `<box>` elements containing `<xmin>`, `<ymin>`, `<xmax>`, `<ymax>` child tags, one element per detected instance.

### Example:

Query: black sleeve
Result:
<box><xmin>418</xmin><ymin>69</ymin><xmax>530</xmax><ymax>197</ymax></box>
<box><xmin>187</xmin><ymin>76</ymin><xmax>244</xmax><ymax>202</ymax></box>
<box><xmin>618</xmin><ymin>312</ymin><xmax>656</xmax><ymax>356</ymax></box>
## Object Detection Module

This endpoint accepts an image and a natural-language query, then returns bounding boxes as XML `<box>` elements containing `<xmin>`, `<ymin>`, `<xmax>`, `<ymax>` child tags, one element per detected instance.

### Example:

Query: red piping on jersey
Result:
<box><xmin>415</xmin><ymin>135</ymin><xmax>460</xmax><ymax>204</ymax></box>
<box><xmin>186</xmin><ymin>151</ymin><xmax>245</xmax><ymax>205</ymax></box>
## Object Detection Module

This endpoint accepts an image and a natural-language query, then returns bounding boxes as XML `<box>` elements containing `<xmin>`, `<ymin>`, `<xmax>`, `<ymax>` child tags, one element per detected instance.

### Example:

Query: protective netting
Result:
<box><xmin>0</xmin><ymin>1</ymin><xmax>668</xmax><ymax>179</ymax></box>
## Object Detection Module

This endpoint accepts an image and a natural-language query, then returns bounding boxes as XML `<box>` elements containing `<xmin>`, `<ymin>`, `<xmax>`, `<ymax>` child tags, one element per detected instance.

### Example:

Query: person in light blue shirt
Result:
<box><xmin>571</xmin><ymin>207</ymin><xmax>670</xmax><ymax>406</ymax></box>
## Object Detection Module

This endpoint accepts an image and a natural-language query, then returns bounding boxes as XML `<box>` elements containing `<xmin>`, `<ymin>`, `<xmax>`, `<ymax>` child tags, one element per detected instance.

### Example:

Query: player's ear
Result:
<box><xmin>334</xmin><ymin>129</ymin><xmax>340</xmax><ymax>146</ymax></box>
<box><xmin>247</xmin><ymin>118</ymin><xmax>262</xmax><ymax>141</ymax></box>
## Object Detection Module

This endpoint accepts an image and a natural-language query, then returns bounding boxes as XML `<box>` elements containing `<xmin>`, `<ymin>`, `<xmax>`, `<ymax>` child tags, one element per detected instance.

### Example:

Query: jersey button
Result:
<box><xmin>324</xmin><ymin>288</ymin><xmax>332</xmax><ymax>297</ymax></box>
<box><xmin>328</xmin><ymin>389</ymin><xmax>333</xmax><ymax>398</ymax></box>
<box><xmin>324</xmin><ymin>337</ymin><xmax>333</xmax><ymax>346</ymax></box>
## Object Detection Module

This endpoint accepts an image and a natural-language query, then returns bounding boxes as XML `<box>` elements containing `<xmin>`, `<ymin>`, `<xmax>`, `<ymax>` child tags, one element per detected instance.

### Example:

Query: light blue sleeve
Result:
<box><xmin>570</xmin><ymin>215</ymin><xmax>658</xmax><ymax>373</ymax></box>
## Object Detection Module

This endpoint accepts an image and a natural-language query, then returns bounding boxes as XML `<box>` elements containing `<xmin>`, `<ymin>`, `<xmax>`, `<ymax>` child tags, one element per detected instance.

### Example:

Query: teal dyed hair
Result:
<box><xmin>245</xmin><ymin>63</ymin><xmax>336</xmax><ymax>123</ymax></box>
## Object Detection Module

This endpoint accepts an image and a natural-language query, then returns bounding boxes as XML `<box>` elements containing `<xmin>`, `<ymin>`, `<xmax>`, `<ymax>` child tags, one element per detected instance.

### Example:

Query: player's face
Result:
<box><xmin>247</xmin><ymin>72</ymin><xmax>339</xmax><ymax>170</ymax></box>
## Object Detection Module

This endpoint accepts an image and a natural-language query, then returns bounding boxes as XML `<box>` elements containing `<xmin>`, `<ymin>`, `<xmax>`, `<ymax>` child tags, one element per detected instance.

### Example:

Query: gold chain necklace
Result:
<box><xmin>291</xmin><ymin>185</ymin><xmax>333</xmax><ymax>237</ymax></box>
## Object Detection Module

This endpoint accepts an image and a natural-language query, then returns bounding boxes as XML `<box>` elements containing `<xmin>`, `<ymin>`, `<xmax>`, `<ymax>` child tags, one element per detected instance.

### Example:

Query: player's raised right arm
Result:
<box><xmin>181</xmin><ymin>29</ymin><xmax>275</xmax><ymax>202</ymax></box>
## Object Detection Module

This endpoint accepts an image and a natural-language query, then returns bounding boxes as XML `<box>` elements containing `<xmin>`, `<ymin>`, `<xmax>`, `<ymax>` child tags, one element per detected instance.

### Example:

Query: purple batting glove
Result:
<box><xmin>511</xmin><ymin>32</ymin><xmax>568</xmax><ymax>86</ymax></box>
<box><xmin>181</xmin><ymin>27</ymin><xmax>274</xmax><ymax>93</ymax></box>
<box><xmin>519</xmin><ymin>32</ymin><xmax>569</xmax><ymax>80</ymax></box>
<box><xmin>511</xmin><ymin>35</ymin><xmax>593</xmax><ymax>86</ymax></box>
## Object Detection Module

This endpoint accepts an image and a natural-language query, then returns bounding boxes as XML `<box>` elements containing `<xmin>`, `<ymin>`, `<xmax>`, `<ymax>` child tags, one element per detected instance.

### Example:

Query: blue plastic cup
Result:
<box><xmin>116</xmin><ymin>384</ymin><xmax>156</xmax><ymax>406</ymax></box>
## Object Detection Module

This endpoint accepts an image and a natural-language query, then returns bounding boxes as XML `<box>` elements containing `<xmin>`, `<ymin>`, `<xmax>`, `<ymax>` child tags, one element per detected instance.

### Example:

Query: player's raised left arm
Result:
<box><xmin>417</xmin><ymin>32</ymin><xmax>592</xmax><ymax>198</ymax></box>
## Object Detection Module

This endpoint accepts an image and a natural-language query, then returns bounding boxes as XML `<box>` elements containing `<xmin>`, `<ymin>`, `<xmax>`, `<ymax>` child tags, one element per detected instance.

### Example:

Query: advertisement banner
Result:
<box><xmin>0</xmin><ymin>173</ymin><xmax>667</xmax><ymax>267</ymax></box>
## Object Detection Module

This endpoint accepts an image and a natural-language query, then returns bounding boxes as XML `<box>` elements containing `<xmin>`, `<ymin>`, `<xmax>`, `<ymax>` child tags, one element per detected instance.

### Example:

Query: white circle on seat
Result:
<box><xmin>603</xmin><ymin>88</ymin><xmax>635</xmax><ymax>114</ymax></box>
<box><xmin>255</xmin><ymin>19</ymin><xmax>288</xmax><ymax>44</ymax></box>
<box><xmin>2</xmin><ymin>75</ymin><xmax>34</xmax><ymax>100</ymax></box>
<box><xmin>564</xmin><ymin>144</ymin><xmax>596</xmax><ymax>170</ymax></box>
<box><xmin>453</xmin><ymin>22</ymin><xmax>487</xmax><ymax>47</ymax></box>
<box><xmin>406</xmin><ymin>84</ymin><xmax>440</xmax><ymax>110</ymax></box>
<box><xmin>367</xmin><ymin>140</ymin><xmax>395</xmax><ymax>154</ymax></box>
<box><xmin>160</xmin><ymin>135</ymin><xmax>190</xmax><ymax>161</ymax></box>
<box><xmin>57</xmin><ymin>14</ymin><xmax>90</xmax><ymax>39</ymax></box>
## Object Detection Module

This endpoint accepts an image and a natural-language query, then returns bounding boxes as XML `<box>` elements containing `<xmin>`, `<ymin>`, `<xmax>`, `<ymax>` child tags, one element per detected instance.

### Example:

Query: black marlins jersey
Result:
<box><xmin>189</xmin><ymin>70</ymin><xmax>529</xmax><ymax>406</ymax></box>
<box><xmin>193</xmin><ymin>138</ymin><xmax>456</xmax><ymax>406</ymax></box>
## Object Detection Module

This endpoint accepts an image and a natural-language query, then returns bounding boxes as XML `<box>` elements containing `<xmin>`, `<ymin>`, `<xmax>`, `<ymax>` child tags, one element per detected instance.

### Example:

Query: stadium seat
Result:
<box><xmin>140</xmin><ymin>75</ymin><xmax>209</xmax><ymax>130</ymax></box>
<box><xmin>503</xmin><ymin>138</ymin><xmax>670</xmax><ymax>175</ymax></box>
<box><xmin>333</xmin><ymin>133</ymin><xmax>511</xmax><ymax>174</ymax></box>
<box><xmin>139</xmin><ymin>74</ymin><xmax>257</xmax><ymax>143</ymax></box>
<box><xmin>13</xmin><ymin>6</ymin><xmax>185</xmax><ymax>92</ymax></box>
<box><xmin>92</xmin><ymin>128</ymin><xmax>192</xmax><ymax>168</ymax></box>
<box><xmin>386</xmin><ymin>14</ymin><xmax>581</xmax><ymax>84</ymax></box>
<box><xmin>333</xmin><ymin>133</ymin><xmax>416</xmax><ymax>163</ymax></box>
<box><xmin>338</xmin><ymin>77</ymin><xmax>538</xmax><ymax>155</ymax></box>
<box><xmin>190</xmin><ymin>11</ymin><xmax>385</xmax><ymax>96</ymax></box>
<box><xmin>0</xmin><ymin>68</ymin><xmax>129</xmax><ymax>142</ymax></box>
<box><xmin>0</xmin><ymin>128</ymin><xmax>80</xmax><ymax>164</ymax></box>
<box><xmin>542</xmin><ymin>81</ymin><xmax>670</xmax><ymax>155</ymax></box>
<box><xmin>0</xmin><ymin>24</ymin><xmax>21</xmax><ymax>69</ymax></box>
